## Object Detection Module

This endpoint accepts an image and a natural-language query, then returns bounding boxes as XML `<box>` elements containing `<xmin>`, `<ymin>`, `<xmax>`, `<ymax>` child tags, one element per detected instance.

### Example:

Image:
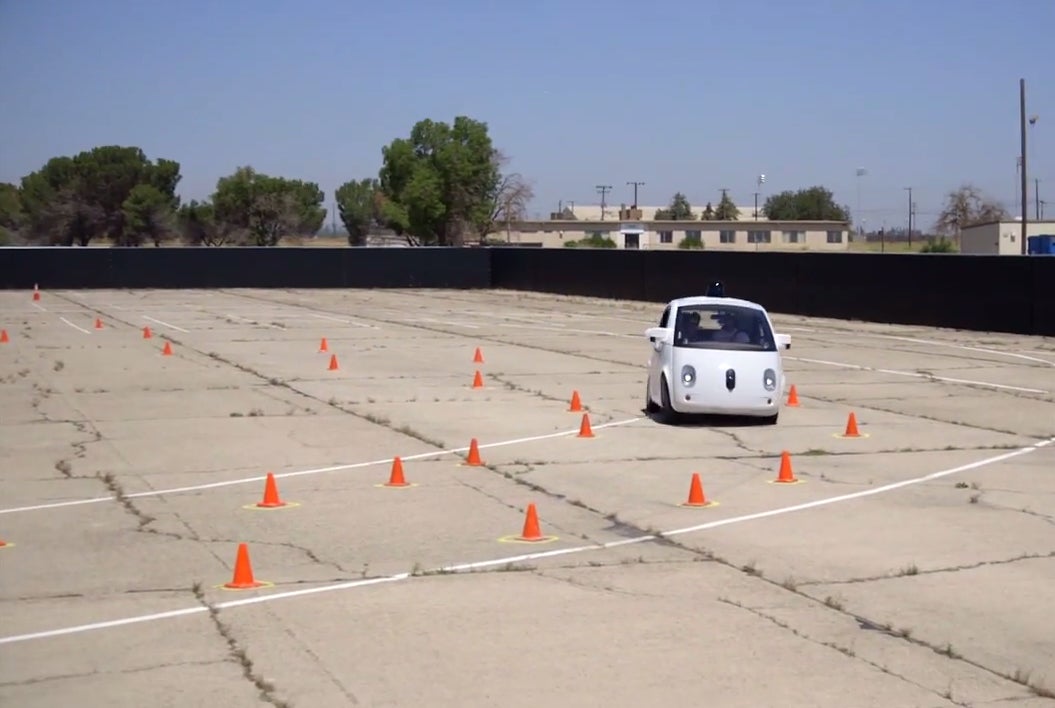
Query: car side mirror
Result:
<box><xmin>645</xmin><ymin>326</ymin><xmax>669</xmax><ymax>344</ymax></box>
<box><xmin>775</xmin><ymin>333</ymin><xmax>791</xmax><ymax>350</ymax></box>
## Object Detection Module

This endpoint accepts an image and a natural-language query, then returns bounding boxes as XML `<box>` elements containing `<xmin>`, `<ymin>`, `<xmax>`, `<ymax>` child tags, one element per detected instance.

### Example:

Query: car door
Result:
<box><xmin>648</xmin><ymin>305</ymin><xmax>672</xmax><ymax>401</ymax></box>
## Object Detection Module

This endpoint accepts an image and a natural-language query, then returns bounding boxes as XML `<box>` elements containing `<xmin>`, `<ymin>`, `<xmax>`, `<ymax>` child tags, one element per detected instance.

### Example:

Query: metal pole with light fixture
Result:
<box><xmin>1020</xmin><ymin>80</ymin><xmax>1028</xmax><ymax>254</ymax></box>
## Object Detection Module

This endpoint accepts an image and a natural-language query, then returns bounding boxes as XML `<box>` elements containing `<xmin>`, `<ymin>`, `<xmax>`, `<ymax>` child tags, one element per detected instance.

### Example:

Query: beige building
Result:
<box><xmin>958</xmin><ymin>219</ymin><xmax>1055</xmax><ymax>254</ymax></box>
<box><xmin>494</xmin><ymin>204</ymin><xmax>851</xmax><ymax>250</ymax></box>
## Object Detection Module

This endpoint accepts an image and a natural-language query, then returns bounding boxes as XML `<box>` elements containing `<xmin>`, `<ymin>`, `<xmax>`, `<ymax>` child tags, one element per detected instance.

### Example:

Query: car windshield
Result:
<box><xmin>672</xmin><ymin>304</ymin><xmax>776</xmax><ymax>351</ymax></box>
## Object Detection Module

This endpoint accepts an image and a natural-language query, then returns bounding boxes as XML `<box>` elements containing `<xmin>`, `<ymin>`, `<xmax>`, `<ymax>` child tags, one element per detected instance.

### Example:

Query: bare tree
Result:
<box><xmin>933</xmin><ymin>184</ymin><xmax>1009</xmax><ymax>235</ymax></box>
<box><xmin>474</xmin><ymin>150</ymin><xmax>535</xmax><ymax>243</ymax></box>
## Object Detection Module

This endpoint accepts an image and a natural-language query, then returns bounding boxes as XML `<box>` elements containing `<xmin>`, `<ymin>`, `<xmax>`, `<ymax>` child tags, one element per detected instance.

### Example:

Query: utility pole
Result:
<box><xmin>1020</xmin><ymin>78</ymin><xmax>1028</xmax><ymax>254</ymax></box>
<box><xmin>596</xmin><ymin>185</ymin><xmax>612</xmax><ymax>220</ymax></box>
<box><xmin>1040</xmin><ymin>200</ymin><xmax>1047</xmax><ymax>219</ymax></box>
<box><xmin>626</xmin><ymin>181</ymin><xmax>645</xmax><ymax>207</ymax></box>
<box><xmin>904</xmin><ymin>187</ymin><xmax>913</xmax><ymax>247</ymax></box>
<box><xmin>1035</xmin><ymin>179</ymin><xmax>1041</xmax><ymax>220</ymax></box>
<box><xmin>753</xmin><ymin>193</ymin><xmax>759</xmax><ymax>219</ymax></box>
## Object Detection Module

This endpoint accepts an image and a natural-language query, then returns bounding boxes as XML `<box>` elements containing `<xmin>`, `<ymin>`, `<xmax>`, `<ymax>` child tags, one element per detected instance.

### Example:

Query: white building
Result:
<box><xmin>959</xmin><ymin>220</ymin><xmax>1055</xmax><ymax>254</ymax></box>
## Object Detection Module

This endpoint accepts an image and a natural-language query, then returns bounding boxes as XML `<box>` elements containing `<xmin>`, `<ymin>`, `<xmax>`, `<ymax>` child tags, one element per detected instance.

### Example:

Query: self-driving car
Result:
<box><xmin>644</xmin><ymin>288</ymin><xmax>791</xmax><ymax>424</ymax></box>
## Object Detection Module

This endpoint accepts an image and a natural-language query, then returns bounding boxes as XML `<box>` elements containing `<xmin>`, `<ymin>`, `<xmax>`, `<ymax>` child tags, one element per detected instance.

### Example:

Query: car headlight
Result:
<box><xmin>681</xmin><ymin>365</ymin><xmax>696</xmax><ymax>386</ymax></box>
<box><xmin>763</xmin><ymin>368</ymin><xmax>776</xmax><ymax>391</ymax></box>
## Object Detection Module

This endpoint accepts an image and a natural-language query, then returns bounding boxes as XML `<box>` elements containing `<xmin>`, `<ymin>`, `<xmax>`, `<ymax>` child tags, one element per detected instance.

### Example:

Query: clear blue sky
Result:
<box><xmin>2</xmin><ymin>0</ymin><xmax>1053</xmax><ymax>231</ymax></box>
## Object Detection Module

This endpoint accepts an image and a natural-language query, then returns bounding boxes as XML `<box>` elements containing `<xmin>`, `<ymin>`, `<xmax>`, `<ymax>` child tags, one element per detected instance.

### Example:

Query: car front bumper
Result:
<box><xmin>671</xmin><ymin>388</ymin><xmax>780</xmax><ymax>416</ymax></box>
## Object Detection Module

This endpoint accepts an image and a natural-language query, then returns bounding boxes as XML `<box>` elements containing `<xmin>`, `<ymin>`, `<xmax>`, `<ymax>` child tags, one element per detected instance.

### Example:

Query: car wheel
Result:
<box><xmin>644</xmin><ymin>379</ymin><xmax>659</xmax><ymax>413</ymax></box>
<box><xmin>763</xmin><ymin>412</ymin><xmax>779</xmax><ymax>425</ymax></box>
<box><xmin>657</xmin><ymin>374</ymin><xmax>678</xmax><ymax>424</ymax></box>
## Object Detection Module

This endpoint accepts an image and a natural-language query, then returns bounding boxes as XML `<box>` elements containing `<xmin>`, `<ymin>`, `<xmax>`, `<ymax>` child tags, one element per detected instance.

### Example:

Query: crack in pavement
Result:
<box><xmin>716</xmin><ymin>596</ymin><xmax>975</xmax><ymax>706</ymax></box>
<box><xmin>0</xmin><ymin>659</ymin><xmax>229</xmax><ymax>689</ymax></box>
<box><xmin>796</xmin><ymin>551</ymin><xmax>1055</xmax><ymax>587</ymax></box>
<box><xmin>191</xmin><ymin>582</ymin><xmax>292</xmax><ymax>707</ymax></box>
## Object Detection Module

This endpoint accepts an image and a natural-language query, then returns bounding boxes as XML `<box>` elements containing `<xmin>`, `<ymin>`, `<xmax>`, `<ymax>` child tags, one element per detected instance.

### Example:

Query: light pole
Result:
<box><xmin>1020</xmin><ymin>79</ymin><xmax>1028</xmax><ymax>254</ymax></box>
<box><xmin>755</xmin><ymin>174</ymin><xmax>765</xmax><ymax>218</ymax></box>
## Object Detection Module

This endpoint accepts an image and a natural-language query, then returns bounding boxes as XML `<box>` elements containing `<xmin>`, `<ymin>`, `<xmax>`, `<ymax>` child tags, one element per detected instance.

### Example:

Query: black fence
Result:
<box><xmin>1</xmin><ymin>246</ymin><xmax>1052</xmax><ymax>336</ymax></box>
<box><xmin>0</xmin><ymin>247</ymin><xmax>492</xmax><ymax>290</ymax></box>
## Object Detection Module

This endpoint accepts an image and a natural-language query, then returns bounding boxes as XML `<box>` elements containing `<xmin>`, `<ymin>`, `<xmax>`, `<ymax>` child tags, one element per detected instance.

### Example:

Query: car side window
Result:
<box><xmin>658</xmin><ymin>306</ymin><xmax>670</xmax><ymax>328</ymax></box>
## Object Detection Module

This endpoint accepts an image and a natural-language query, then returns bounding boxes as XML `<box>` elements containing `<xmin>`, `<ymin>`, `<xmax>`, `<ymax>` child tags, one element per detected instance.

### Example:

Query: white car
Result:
<box><xmin>643</xmin><ymin>290</ymin><xmax>791</xmax><ymax>424</ymax></box>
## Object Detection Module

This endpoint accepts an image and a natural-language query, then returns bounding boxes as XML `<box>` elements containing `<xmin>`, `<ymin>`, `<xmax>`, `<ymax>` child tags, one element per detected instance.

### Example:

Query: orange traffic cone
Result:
<box><xmin>94</xmin><ymin>318</ymin><xmax>103</xmax><ymax>330</ymax></box>
<box><xmin>577</xmin><ymin>412</ymin><xmax>595</xmax><ymax>438</ymax></box>
<box><xmin>0</xmin><ymin>329</ymin><xmax>8</xmax><ymax>343</ymax></box>
<box><xmin>256</xmin><ymin>472</ymin><xmax>287</xmax><ymax>508</ymax></box>
<box><xmin>472</xmin><ymin>370</ymin><xmax>484</xmax><ymax>388</ymax></box>
<box><xmin>224</xmin><ymin>543</ymin><xmax>265</xmax><ymax>589</ymax></box>
<box><xmin>465</xmin><ymin>438</ymin><xmax>483</xmax><ymax>466</ymax></box>
<box><xmin>683</xmin><ymin>473</ymin><xmax>711</xmax><ymax>507</ymax></box>
<box><xmin>568</xmin><ymin>390</ymin><xmax>583</xmax><ymax>412</ymax></box>
<box><xmin>162</xmin><ymin>341</ymin><xmax>173</xmax><ymax>356</ymax></box>
<box><xmin>328</xmin><ymin>354</ymin><xmax>339</xmax><ymax>370</ymax></box>
<box><xmin>473</xmin><ymin>347</ymin><xmax>484</xmax><ymax>363</ymax></box>
<box><xmin>143</xmin><ymin>326</ymin><xmax>152</xmax><ymax>339</ymax></box>
<box><xmin>32</xmin><ymin>284</ymin><xmax>40</xmax><ymax>301</ymax></box>
<box><xmin>774</xmin><ymin>451</ymin><xmax>797</xmax><ymax>483</ymax></box>
<box><xmin>0</xmin><ymin>537</ymin><xmax>8</xmax><ymax>548</ymax></box>
<box><xmin>385</xmin><ymin>457</ymin><xmax>409</xmax><ymax>487</ymax></box>
<box><xmin>842</xmin><ymin>412</ymin><xmax>861</xmax><ymax>437</ymax></box>
<box><xmin>786</xmin><ymin>385</ymin><xmax>800</xmax><ymax>407</ymax></box>
<box><xmin>517</xmin><ymin>503</ymin><xmax>545</xmax><ymax>541</ymax></box>
<box><xmin>319</xmin><ymin>337</ymin><xmax>329</xmax><ymax>353</ymax></box>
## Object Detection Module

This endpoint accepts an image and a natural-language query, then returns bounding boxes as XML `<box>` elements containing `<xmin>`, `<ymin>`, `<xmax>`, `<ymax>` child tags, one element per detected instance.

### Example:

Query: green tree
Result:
<box><xmin>211</xmin><ymin>166</ymin><xmax>326</xmax><ymax>246</ymax></box>
<box><xmin>700</xmin><ymin>202</ymin><xmax>715</xmax><ymax>220</ymax></box>
<box><xmin>120</xmin><ymin>184</ymin><xmax>175</xmax><ymax>246</ymax></box>
<box><xmin>378</xmin><ymin>116</ymin><xmax>503</xmax><ymax>246</ymax></box>
<box><xmin>714</xmin><ymin>192</ymin><xmax>740</xmax><ymax>220</ymax></box>
<box><xmin>654</xmin><ymin>192</ymin><xmax>695</xmax><ymax>220</ymax></box>
<box><xmin>335</xmin><ymin>178</ymin><xmax>381</xmax><ymax>246</ymax></box>
<box><xmin>762</xmin><ymin>186</ymin><xmax>849</xmax><ymax>221</ymax></box>
<box><xmin>177</xmin><ymin>200</ymin><xmax>231</xmax><ymax>247</ymax></box>
<box><xmin>0</xmin><ymin>183</ymin><xmax>25</xmax><ymax>244</ymax></box>
<box><xmin>16</xmin><ymin>146</ymin><xmax>181</xmax><ymax>246</ymax></box>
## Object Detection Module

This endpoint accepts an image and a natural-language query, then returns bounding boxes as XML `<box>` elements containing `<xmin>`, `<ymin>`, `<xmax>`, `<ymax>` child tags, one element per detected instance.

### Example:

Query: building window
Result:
<box><xmin>683</xmin><ymin>229</ymin><xmax>701</xmax><ymax>241</ymax></box>
<box><xmin>658</xmin><ymin>230</ymin><xmax>673</xmax><ymax>243</ymax></box>
<box><xmin>747</xmin><ymin>230</ymin><xmax>771</xmax><ymax>243</ymax></box>
<box><xmin>719</xmin><ymin>230</ymin><xmax>736</xmax><ymax>243</ymax></box>
<box><xmin>826</xmin><ymin>230</ymin><xmax>843</xmax><ymax>243</ymax></box>
<box><xmin>782</xmin><ymin>230</ymin><xmax>803</xmax><ymax>243</ymax></box>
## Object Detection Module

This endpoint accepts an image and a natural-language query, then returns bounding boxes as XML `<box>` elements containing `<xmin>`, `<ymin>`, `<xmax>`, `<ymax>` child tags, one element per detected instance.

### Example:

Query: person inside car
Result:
<box><xmin>711</xmin><ymin>312</ymin><xmax>750</xmax><ymax>343</ymax></box>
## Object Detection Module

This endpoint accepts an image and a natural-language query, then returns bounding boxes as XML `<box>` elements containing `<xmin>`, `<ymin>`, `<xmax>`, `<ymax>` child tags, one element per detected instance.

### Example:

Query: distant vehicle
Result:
<box><xmin>643</xmin><ymin>290</ymin><xmax>791</xmax><ymax>424</ymax></box>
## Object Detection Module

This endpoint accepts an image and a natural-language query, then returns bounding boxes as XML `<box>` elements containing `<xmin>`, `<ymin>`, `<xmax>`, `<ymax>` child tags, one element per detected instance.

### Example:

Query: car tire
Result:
<box><xmin>763</xmin><ymin>412</ymin><xmax>779</xmax><ymax>425</ymax></box>
<box><xmin>657</xmin><ymin>374</ymin><xmax>678</xmax><ymax>424</ymax></box>
<box><xmin>644</xmin><ymin>379</ymin><xmax>659</xmax><ymax>413</ymax></box>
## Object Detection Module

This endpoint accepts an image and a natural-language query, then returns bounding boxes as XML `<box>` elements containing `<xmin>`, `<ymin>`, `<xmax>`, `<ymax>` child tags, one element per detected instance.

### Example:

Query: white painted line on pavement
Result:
<box><xmin>0</xmin><ymin>417</ymin><xmax>646</xmax><ymax>516</ymax></box>
<box><xmin>308</xmin><ymin>313</ymin><xmax>374</xmax><ymax>328</ymax></box>
<box><xmin>31</xmin><ymin>302</ymin><xmax>46</xmax><ymax>312</ymax></box>
<box><xmin>871</xmin><ymin>334</ymin><xmax>1055</xmax><ymax>366</ymax></box>
<box><xmin>2</xmin><ymin>436</ymin><xmax>1050</xmax><ymax>647</ymax></box>
<box><xmin>59</xmin><ymin>317</ymin><xmax>91</xmax><ymax>334</ymax></box>
<box><xmin>143</xmin><ymin>316</ymin><xmax>189</xmax><ymax>333</ymax></box>
<box><xmin>788</xmin><ymin>356</ymin><xmax>1049</xmax><ymax>394</ymax></box>
<box><xmin>498</xmin><ymin>322</ymin><xmax>640</xmax><ymax>339</ymax></box>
